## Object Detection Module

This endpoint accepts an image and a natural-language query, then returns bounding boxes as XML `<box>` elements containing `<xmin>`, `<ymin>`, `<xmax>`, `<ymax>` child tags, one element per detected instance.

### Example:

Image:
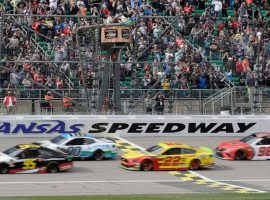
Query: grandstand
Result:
<box><xmin>0</xmin><ymin>0</ymin><xmax>270</xmax><ymax>115</ymax></box>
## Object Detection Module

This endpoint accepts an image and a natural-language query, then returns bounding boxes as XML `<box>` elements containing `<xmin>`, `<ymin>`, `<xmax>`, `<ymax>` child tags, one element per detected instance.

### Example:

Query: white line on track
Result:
<box><xmin>116</xmin><ymin>136</ymin><xmax>146</xmax><ymax>151</ymax></box>
<box><xmin>189</xmin><ymin>171</ymin><xmax>267</xmax><ymax>193</ymax></box>
<box><xmin>0</xmin><ymin>180</ymin><xmax>185</xmax><ymax>184</ymax></box>
<box><xmin>213</xmin><ymin>163</ymin><xmax>225</xmax><ymax>168</ymax></box>
<box><xmin>0</xmin><ymin>179</ymin><xmax>270</xmax><ymax>185</ymax></box>
<box><xmin>217</xmin><ymin>180</ymin><xmax>270</xmax><ymax>182</ymax></box>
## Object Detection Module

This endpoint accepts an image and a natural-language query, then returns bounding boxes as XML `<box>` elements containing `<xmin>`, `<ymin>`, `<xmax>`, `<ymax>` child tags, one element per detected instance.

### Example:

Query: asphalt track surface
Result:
<box><xmin>0</xmin><ymin>136</ymin><xmax>269</xmax><ymax>196</ymax></box>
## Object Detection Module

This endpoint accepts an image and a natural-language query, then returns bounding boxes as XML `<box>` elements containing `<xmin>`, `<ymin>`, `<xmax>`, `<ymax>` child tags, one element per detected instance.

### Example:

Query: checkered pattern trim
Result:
<box><xmin>169</xmin><ymin>171</ymin><xmax>264</xmax><ymax>193</ymax></box>
<box><xmin>111</xmin><ymin>137</ymin><xmax>264</xmax><ymax>194</ymax></box>
<box><xmin>111</xmin><ymin>138</ymin><xmax>143</xmax><ymax>153</ymax></box>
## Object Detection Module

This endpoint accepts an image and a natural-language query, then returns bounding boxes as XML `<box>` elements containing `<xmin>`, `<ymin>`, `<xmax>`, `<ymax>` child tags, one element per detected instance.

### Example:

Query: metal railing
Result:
<box><xmin>202</xmin><ymin>76</ymin><xmax>235</xmax><ymax>115</ymax></box>
<box><xmin>0</xmin><ymin>88</ymin><xmax>218</xmax><ymax>115</ymax></box>
<box><xmin>0</xmin><ymin>102</ymin><xmax>202</xmax><ymax>115</ymax></box>
<box><xmin>0</xmin><ymin>13</ymin><xmax>252</xmax><ymax>116</ymax></box>
<box><xmin>0</xmin><ymin>87</ymin><xmax>270</xmax><ymax>115</ymax></box>
<box><xmin>202</xmin><ymin>87</ymin><xmax>234</xmax><ymax>115</ymax></box>
<box><xmin>5</xmin><ymin>88</ymin><xmax>219</xmax><ymax>100</ymax></box>
<box><xmin>7</xmin><ymin>15</ymin><xmax>75</xmax><ymax>90</ymax></box>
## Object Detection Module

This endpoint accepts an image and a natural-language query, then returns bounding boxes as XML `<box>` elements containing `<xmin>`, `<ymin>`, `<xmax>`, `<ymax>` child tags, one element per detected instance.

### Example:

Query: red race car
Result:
<box><xmin>216</xmin><ymin>132</ymin><xmax>270</xmax><ymax>160</ymax></box>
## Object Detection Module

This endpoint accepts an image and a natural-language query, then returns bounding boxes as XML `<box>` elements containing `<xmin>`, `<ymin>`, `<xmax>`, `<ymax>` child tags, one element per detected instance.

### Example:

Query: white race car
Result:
<box><xmin>35</xmin><ymin>133</ymin><xmax>117</xmax><ymax>160</ymax></box>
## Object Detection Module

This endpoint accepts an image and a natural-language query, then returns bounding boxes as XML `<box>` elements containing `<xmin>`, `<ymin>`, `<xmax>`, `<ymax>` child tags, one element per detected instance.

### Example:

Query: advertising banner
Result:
<box><xmin>0</xmin><ymin>115</ymin><xmax>267</xmax><ymax>137</ymax></box>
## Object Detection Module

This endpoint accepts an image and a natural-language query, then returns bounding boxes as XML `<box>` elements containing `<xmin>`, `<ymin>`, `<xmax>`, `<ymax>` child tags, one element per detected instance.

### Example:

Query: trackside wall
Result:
<box><xmin>0</xmin><ymin>115</ymin><xmax>268</xmax><ymax>137</ymax></box>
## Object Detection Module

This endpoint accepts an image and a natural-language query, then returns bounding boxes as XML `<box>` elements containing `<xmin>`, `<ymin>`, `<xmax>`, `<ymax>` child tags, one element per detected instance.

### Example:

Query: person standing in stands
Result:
<box><xmin>198</xmin><ymin>73</ymin><xmax>207</xmax><ymax>89</ymax></box>
<box><xmin>63</xmin><ymin>93</ymin><xmax>73</xmax><ymax>113</ymax></box>
<box><xmin>161</xmin><ymin>78</ymin><xmax>170</xmax><ymax>97</ymax></box>
<box><xmin>153</xmin><ymin>92</ymin><xmax>165</xmax><ymax>114</ymax></box>
<box><xmin>145</xmin><ymin>94</ymin><xmax>153</xmax><ymax>114</ymax></box>
<box><xmin>246</xmin><ymin>72</ymin><xmax>256</xmax><ymax>105</ymax></box>
<box><xmin>44</xmin><ymin>91</ymin><xmax>54</xmax><ymax>114</ymax></box>
<box><xmin>102</xmin><ymin>94</ymin><xmax>110</xmax><ymax>114</ymax></box>
<box><xmin>212</xmin><ymin>0</ymin><xmax>222</xmax><ymax>18</ymax></box>
<box><xmin>3</xmin><ymin>91</ymin><xmax>17</xmax><ymax>115</ymax></box>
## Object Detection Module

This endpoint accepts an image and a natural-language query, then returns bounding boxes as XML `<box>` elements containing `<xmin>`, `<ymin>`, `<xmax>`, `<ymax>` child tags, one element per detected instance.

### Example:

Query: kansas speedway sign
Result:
<box><xmin>0</xmin><ymin>115</ymin><xmax>267</xmax><ymax>137</ymax></box>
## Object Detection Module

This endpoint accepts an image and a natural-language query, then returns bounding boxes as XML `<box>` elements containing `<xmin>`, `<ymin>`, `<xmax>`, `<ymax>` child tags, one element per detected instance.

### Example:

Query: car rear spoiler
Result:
<box><xmin>198</xmin><ymin>146</ymin><xmax>214</xmax><ymax>154</ymax></box>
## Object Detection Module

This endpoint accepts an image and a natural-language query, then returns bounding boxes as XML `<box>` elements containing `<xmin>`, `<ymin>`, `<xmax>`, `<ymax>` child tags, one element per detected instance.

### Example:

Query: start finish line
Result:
<box><xmin>0</xmin><ymin>115</ymin><xmax>267</xmax><ymax>137</ymax></box>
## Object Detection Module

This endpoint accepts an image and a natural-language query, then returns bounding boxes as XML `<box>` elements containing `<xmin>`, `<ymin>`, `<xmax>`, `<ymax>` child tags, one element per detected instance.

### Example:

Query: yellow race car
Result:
<box><xmin>121</xmin><ymin>142</ymin><xmax>214</xmax><ymax>171</ymax></box>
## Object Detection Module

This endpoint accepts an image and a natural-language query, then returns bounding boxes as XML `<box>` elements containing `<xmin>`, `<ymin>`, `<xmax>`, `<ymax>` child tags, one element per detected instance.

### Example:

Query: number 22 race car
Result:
<box><xmin>216</xmin><ymin>132</ymin><xmax>270</xmax><ymax>160</ymax></box>
<box><xmin>121</xmin><ymin>142</ymin><xmax>214</xmax><ymax>171</ymax></box>
<box><xmin>0</xmin><ymin>144</ymin><xmax>73</xmax><ymax>174</ymax></box>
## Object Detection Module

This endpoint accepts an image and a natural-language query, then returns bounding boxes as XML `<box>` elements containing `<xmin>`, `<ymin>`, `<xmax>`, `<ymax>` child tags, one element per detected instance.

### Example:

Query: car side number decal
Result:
<box><xmin>173</xmin><ymin>156</ymin><xmax>181</xmax><ymax>165</ymax></box>
<box><xmin>258</xmin><ymin>147</ymin><xmax>270</xmax><ymax>156</ymax></box>
<box><xmin>22</xmin><ymin>159</ymin><xmax>37</xmax><ymax>170</ymax></box>
<box><xmin>163</xmin><ymin>156</ymin><xmax>181</xmax><ymax>166</ymax></box>
<box><xmin>68</xmin><ymin>147</ymin><xmax>81</xmax><ymax>156</ymax></box>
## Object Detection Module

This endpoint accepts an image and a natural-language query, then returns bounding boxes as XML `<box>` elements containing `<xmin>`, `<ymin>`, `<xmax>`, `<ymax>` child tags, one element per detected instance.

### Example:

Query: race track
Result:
<box><xmin>0</xmin><ymin>137</ymin><xmax>269</xmax><ymax>196</ymax></box>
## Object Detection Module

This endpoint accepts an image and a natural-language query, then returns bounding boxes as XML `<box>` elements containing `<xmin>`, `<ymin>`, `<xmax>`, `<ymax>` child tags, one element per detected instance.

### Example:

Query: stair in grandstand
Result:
<box><xmin>0</xmin><ymin>11</ymin><xmax>75</xmax><ymax>95</ymax></box>
<box><xmin>185</xmin><ymin>6</ymin><xmax>268</xmax><ymax>112</ymax></box>
<box><xmin>31</xmin><ymin>36</ymin><xmax>75</xmax><ymax>89</ymax></box>
<box><xmin>34</xmin><ymin>39</ymin><xmax>55</xmax><ymax>59</ymax></box>
<box><xmin>202</xmin><ymin>85</ymin><xmax>235</xmax><ymax>114</ymax></box>
<box><xmin>30</xmin><ymin>40</ymin><xmax>74</xmax><ymax>89</ymax></box>
<box><xmin>118</xmin><ymin>3</ymin><xmax>238</xmax><ymax>109</ymax></box>
<box><xmin>185</xmin><ymin>6</ymin><xmax>268</xmax><ymax>74</ymax></box>
<box><xmin>184</xmin><ymin>7</ymin><xmax>240</xmax><ymax>114</ymax></box>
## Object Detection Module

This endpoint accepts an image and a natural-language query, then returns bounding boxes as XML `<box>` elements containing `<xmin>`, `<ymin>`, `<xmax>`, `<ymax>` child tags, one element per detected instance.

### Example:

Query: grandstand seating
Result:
<box><xmin>0</xmin><ymin>0</ymin><xmax>269</xmax><ymax>99</ymax></box>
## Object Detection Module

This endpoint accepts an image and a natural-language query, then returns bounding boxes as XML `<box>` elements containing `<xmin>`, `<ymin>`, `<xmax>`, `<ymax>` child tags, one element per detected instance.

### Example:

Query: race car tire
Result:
<box><xmin>189</xmin><ymin>159</ymin><xmax>200</xmax><ymax>170</ymax></box>
<box><xmin>93</xmin><ymin>150</ymin><xmax>104</xmax><ymax>161</ymax></box>
<box><xmin>47</xmin><ymin>162</ymin><xmax>59</xmax><ymax>173</ymax></box>
<box><xmin>140</xmin><ymin>159</ymin><xmax>153</xmax><ymax>171</ymax></box>
<box><xmin>0</xmin><ymin>163</ymin><xmax>8</xmax><ymax>174</ymax></box>
<box><xmin>234</xmin><ymin>150</ymin><xmax>246</xmax><ymax>160</ymax></box>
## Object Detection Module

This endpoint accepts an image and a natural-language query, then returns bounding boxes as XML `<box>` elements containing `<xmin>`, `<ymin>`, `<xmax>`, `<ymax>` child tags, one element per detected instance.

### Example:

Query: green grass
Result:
<box><xmin>0</xmin><ymin>193</ymin><xmax>270</xmax><ymax>200</ymax></box>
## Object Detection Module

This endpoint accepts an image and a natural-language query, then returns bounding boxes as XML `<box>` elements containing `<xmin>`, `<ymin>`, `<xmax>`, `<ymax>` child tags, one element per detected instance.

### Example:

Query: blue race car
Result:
<box><xmin>35</xmin><ymin>133</ymin><xmax>117</xmax><ymax>160</ymax></box>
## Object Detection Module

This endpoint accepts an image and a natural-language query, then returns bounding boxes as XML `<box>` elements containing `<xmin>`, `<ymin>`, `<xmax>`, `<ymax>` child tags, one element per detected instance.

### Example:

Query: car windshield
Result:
<box><xmin>50</xmin><ymin>135</ymin><xmax>67</xmax><ymax>144</ymax></box>
<box><xmin>3</xmin><ymin>147</ymin><xmax>22</xmax><ymax>158</ymax></box>
<box><xmin>240</xmin><ymin>135</ymin><xmax>255</xmax><ymax>143</ymax></box>
<box><xmin>146</xmin><ymin>145</ymin><xmax>164</xmax><ymax>155</ymax></box>
<box><xmin>245</xmin><ymin>138</ymin><xmax>258</xmax><ymax>145</ymax></box>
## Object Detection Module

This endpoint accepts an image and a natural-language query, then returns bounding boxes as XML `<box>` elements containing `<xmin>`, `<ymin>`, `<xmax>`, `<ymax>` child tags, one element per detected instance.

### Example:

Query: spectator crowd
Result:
<box><xmin>1</xmin><ymin>0</ymin><xmax>270</xmax><ymax>106</ymax></box>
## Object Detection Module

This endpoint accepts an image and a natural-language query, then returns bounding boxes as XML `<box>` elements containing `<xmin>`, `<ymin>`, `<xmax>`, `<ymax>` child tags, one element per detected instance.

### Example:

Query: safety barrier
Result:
<box><xmin>0</xmin><ymin>115</ymin><xmax>267</xmax><ymax>137</ymax></box>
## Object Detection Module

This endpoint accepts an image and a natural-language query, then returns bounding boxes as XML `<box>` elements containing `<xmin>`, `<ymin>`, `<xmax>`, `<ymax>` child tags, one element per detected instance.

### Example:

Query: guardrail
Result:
<box><xmin>4</xmin><ymin>87</ymin><xmax>270</xmax><ymax>100</ymax></box>
<box><xmin>3</xmin><ymin>88</ymin><xmax>221</xmax><ymax>100</ymax></box>
<box><xmin>0</xmin><ymin>87</ymin><xmax>270</xmax><ymax>115</ymax></box>
<box><xmin>0</xmin><ymin>99</ymin><xmax>203</xmax><ymax>115</ymax></box>
<box><xmin>0</xmin><ymin>88</ymin><xmax>219</xmax><ymax>115</ymax></box>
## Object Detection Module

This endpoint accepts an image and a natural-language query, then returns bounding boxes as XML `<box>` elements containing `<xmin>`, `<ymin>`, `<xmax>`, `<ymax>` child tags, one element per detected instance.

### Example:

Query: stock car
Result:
<box><xmin>216</xmin><ymin>132</ymin><xmax>270</xmax><ymax>160</ymax></box>
<box><xmin>0</xmin><ymin>144</ymin><xmax>73</xmax><ymax>174</ymax></box>
<box><xmin>121</xmin><ymin>142</ymin><xmax>214</xmax><ymax>171</ymax></box>
<box><xmin>35</xmin><ymin>133</ymin><xmax>117</xmax><ymax>160</ymax></box>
